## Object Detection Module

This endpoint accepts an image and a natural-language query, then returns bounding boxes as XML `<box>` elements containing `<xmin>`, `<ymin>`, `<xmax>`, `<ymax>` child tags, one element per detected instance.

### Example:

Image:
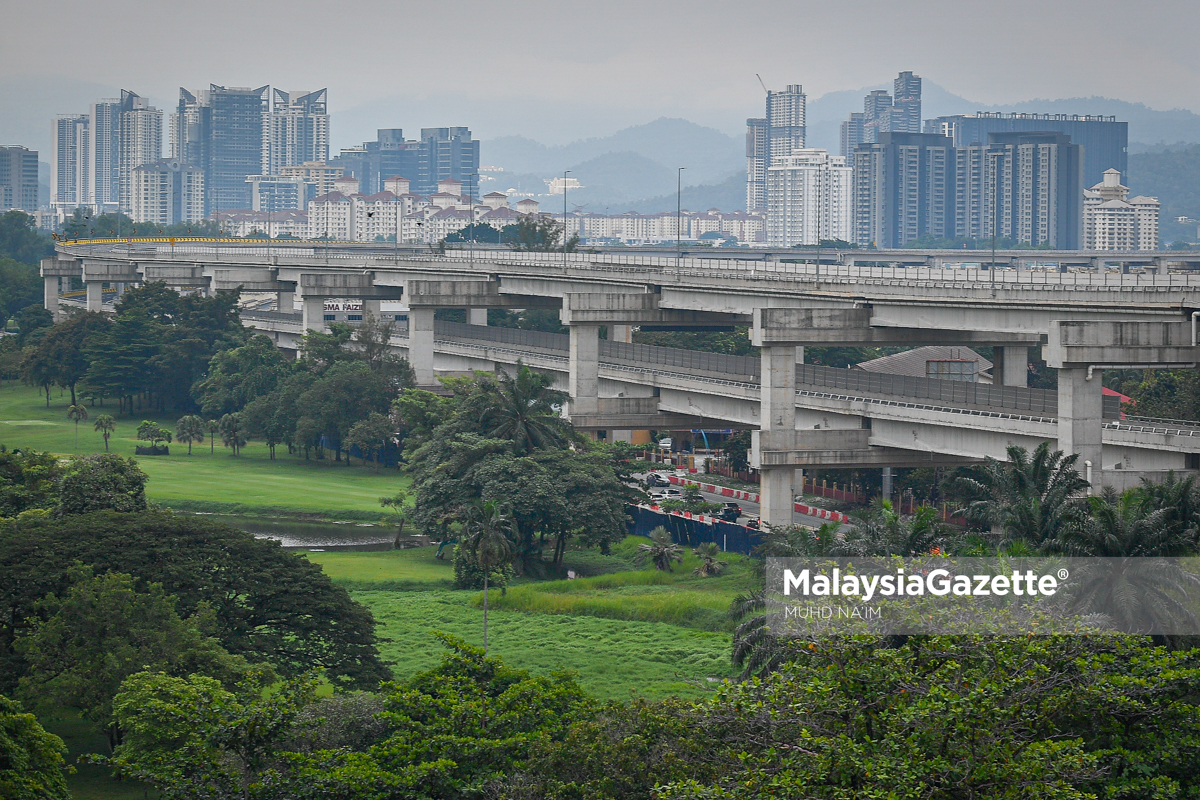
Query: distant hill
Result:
<box><xmin>1128</xmin><ymin>145</ymin><xmax>1200</xmax><ymax>244</ymax></box>
<box><xmin>614</xmin><ymin>172</ymin><xmax>746</xmax><ymax>215</ymax></box>
<box><xmin>484</xmin><ymin>118</ymin><xmax>742</xmax><ymax>187</ymax></box>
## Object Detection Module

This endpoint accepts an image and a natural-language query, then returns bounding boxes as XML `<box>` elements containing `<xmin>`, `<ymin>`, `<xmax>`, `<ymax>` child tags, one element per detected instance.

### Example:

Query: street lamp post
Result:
<box><xmin>562</xmin><ymin>169</ymin><xmax>571</xmax><ymax>272</ymax></box>
<box><xmin>989</xmin><ymin>150</ymin><xmax>1000</xmax><ymax>297</ymax></box>
<box><xmin>676</xmin><ymin>167</ymin><xmax>685</xmax><ymax>277</ymax></box>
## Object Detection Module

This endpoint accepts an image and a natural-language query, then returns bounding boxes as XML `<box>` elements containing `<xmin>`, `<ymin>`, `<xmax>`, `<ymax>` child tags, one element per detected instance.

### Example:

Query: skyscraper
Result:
<box><xmin>89</xmin><ymin>97</ymin><xmax>121</xmax><ymax>208</ymax></box>
<box><xmin>52</xmin><ymin>114</ymin><xmax>89</xmax><ymax>211</ymax></box>
<box><xmin>745</xmin><ymin>84</ymin><xmax>805</xmax><ymax>213</ymax></box>
<box><xmin>131</xmin><ymin>159</ymin><xmax>205</xmax><ymax>225</ymax></box>
<box><xmin>852</xmin><ymin>130</ymin><xmax>1083</xmax><ymax>249</ymax></box>
<box><xmin>0</xmin><ymin>146</ymin><xmax>40</xmax><ymax>212</ymax></box>
<box><xmin>266</xmin><ymin>89</ymin><xmax>329</xmax><ymax>175</ymax></box>
<box><xmin>840</xmin><ymin>73</ymin><xmax>922</xmax><ymax>161</ymax></box>
<box><xmin>331</xmin><ymin>127</ymin><xmax>479</xmax><ymax>198</ymax></box>
<box><xmin>890</xmin><ymin>71</ymin><xmax>922</xmax><ymax>134</ymax></box>
<box><xmin>924</xmin><ymin>112</ymin><xmax>1126</xmax><ymax>187</ymax></box>
<box><xmin>745</xmin><ymin>117</ymin><xmax>768</xmax><ymax>212</ymax></box>
<box><xmin>765</xmin><ymin>149</ymin><xmax>852</xmax><ymax>246</ymax></box>
<box><xmin>174</xmin><ymin>85</ymin><xmax>269</xmax><ymax>213</ymax></box>
<box><xmin>117</xmin><ymin>91</ymin><xmax>163</xmax><ymax>213</ymax></box>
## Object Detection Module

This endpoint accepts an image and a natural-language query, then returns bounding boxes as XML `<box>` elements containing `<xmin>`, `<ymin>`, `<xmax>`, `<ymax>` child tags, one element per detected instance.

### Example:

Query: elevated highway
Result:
<box><xmin>45</xmin><ymin>240</ymin><xmax>1200</xmax><ymax>526</ymax></box>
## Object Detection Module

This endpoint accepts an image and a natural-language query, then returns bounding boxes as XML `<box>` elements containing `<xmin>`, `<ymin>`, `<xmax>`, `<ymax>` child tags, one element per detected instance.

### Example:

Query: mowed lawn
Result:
<box><xmin>0</xmin><ymin>382</ymin><xmax>406</xmax><ymax>517</ymax></box>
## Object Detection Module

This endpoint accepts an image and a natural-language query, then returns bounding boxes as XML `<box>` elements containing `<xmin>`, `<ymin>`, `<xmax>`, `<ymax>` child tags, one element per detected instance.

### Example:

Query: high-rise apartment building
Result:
<box><xmin>745</xmin><ymin>84</ymin><xmax>806</xmax><ymax>213</ymax></box>
<box><xmin>131</xmin><ymin>159</ymin><xmax>205</xmax><ymax>225</ymax></box>
<box><xmin>0</xmin><ymin>146</ymin><xmax>40</xmax><ymax>212</ymax></box>
<box><xmin>117</xmin><ymin>91</ymin><xmax>163</xmax><ymax>213</ymax></box>
<box><xmin>890</xmin><ymin>71</ymin><xmax>922</xmax><ymax>134</ymax></box>
<box><xmin>924</xmin><ymin>112</ymin><xmax>1126</xmax><ymax>188</ymax></box>
<box><xmin>765</xmin><ymin>149</ymin><xmax>852</xmax><ymax>246</ymax></box>
<box><xmin>174</xmin><ymin>85</ymin><xmax>269</xmax><ymax>213</ymax></box>
<box><xmin>266</xmin><ymin>89</ymin><xmax>329</xmax><ymax>175</ymax></box>
<box><xmin>1083</xmin><ymin>168</ymin><xmax>1159</xmax><ymax>250</ymax></box>
<box><xmin>52</xmin><ymin>114</ymin><xmax>90</xmax><ymax>211</ymax></box>
<box><xmin>246</xmin><ymin>173</ymin><xmax>315</xmax><ymax>212</ymax></box>
<box><xmin>89</xmin><ymin>97</ymin><xmax>121</xmax><ymax>208</ymax></box>
<box><xmin>853</xmin><ymin>133</ymin><xmax>955</xmax><ymax>248</ymax></box>
<box><xmin>841</xmin><ymin>72</ymin><xmax>922</xmax><ymax>164</ymax></box>
<box><xmin>852</xmin><ymin>130</ymin><xmax>1083</xmax><ymax>249</ymax></box>
<box><xmin>331</xmin><ymin>127</ymin><xmax>479</xmax><ymax>198</ymax></box>
<box><xmin>280</xmin><ymin>161</ymin><xmax>343</xmax><ymax>196</ymax></box>
<box><xmin>745</xmin><ymin>117</ymin><xmax>768</xmax><ymax>212</ymax></box>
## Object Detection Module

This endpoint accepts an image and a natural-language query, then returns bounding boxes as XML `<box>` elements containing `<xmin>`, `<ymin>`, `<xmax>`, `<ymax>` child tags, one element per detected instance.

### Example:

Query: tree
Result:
<box><xmin>0</xmin><ymin>448</ymin><xmax>63</xmax><ymax>518</ymax></box>
<box><xmin>380</xmin><ymin>489</ymin><xmax>410</xmax><ymax>540</ymax></box>
<box><xmin>948</xmin><ymin>441</ymin><xmax>1089</xmax><ymax>546</ymax></box>
<box><xmin>635</xmin><ymin>527</ymin><xmax>684</xmax><ymax>572</ymax></box>
<box><xmin>0</xmin><ymin>211</ymin><xmax>54</xmax><ymax>265</ymax></box>
<box><xmin>25</xmin><ymin>312</ymin><xmax>108</xmax><ymax>405</ymax></box>
<box><xmin>0</xmin><ymin>694</ymin><xmax>70</xmax><ymax>800</ymax></box>
<box><xmin>468</xmin><ymin>362</ymin><xmax>572</xmax><ymax>455</ymax></box>
<box><xmin>135</xmin><ymin>419</ymin><xmax>172</xmax><ymax>451</ymax></box>
<box><xmin>344</xmin><ymin>411</ymin><xmax>392</xmax><ymax>468</ymax></box>
<box><xmin>295</xmin><ymin>360</ymin><xmax>391</xmax><ymax>462</ymax></box>
<box><xmin>57</xmin><ymin>453</ymin><xmax>147</xmax><ymax>516</ymax></box>
<box><xmin>838</xmin><ymin>501</ymin><xmax>952</xmax><ymax>557</ymax></box>
<box><xmin>105</xmin><ymin>668</ymin><xmax>315</xmax><ymax>798</ymax></box>
<box><xmin>206</xmin><ymin>418</ymin><xmax>220</xmax><ymax>454</ymax></box>
<box><xmin>93</xmin><ymin>414</ymin><xmax>115</xmax><ymax>452</ymax></box>
<box><xmin>66</xmin><ymin>404</ymin><xmax>88</xmax><ymax>448</ymax></box>
<box><xmin>15</xmin><ymin>567</ymin><xmax>249</xmax><ymax>750</ymax></box>
<box><xmin>460</xmin><ymin>501</ymin><xmax>514</xmax><ymax>650</ymax></box>
<box><xmin>0</xmin><ymin>510</ymin><xmax>389</xmax><ymax>696</ymax></box>
<box><xmin>505</xmin><ymin>215</ymin><xmax>578</xmax><ymax>252</ymax></box>
<box><xmin>175</xmin><ymin>414</ymin><xmax>204</xmax><ymax>455</ymax></box>
<box><xmin>692</xmin><ymin>542</ymin><xmax>727</xmax><ymax>577</ymax></box>
<box><xmin>193</xmin><ymin>334</ymin><xmax>292</xmax><ymax>416</ymax></box>
<box><xmin>219</xmin><ymin>412</ymin><xmax>247</xmax><ymax>456</ymax></box>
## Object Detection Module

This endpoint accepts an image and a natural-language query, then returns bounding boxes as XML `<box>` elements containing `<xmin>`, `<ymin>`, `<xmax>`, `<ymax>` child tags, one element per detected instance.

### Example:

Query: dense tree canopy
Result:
<box><xmin>0</xmin><ymin>510</ymin><xmax>388</xmax><ymax>696</ymax></box>
<box><xmin>0</xmin><ymin>694</ymin><xmax>69</xmax><ymax>800</ymax></box>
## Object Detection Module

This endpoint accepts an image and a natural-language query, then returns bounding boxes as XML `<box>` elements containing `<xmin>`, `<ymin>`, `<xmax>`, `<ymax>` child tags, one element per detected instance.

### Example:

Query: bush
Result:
<box><xmin>452</xmin><ymin>543</ymin><xmax>513</xmax><ymax>590</ymax></box>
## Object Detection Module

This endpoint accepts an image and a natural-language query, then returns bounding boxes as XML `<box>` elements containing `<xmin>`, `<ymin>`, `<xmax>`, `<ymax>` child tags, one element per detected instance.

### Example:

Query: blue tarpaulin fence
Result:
<box><xmin>626</xmin><ymin>505</ymin><xmax>764</xmax><ymax>555</ymax></box>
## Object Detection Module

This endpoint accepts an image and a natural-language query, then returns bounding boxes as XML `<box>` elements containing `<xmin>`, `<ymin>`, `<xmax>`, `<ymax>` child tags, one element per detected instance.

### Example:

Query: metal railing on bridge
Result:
<box><xmin>795</xmin><ymin>363</ymin><xmax>1122</xmax><ymax>419</ymax></box>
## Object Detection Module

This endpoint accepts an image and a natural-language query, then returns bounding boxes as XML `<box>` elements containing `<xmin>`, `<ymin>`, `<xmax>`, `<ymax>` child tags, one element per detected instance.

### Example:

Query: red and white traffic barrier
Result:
<box><xmin>663</xmin><ymin>474</ymin><xmax>851</xmax><ymax>524</ymax></box>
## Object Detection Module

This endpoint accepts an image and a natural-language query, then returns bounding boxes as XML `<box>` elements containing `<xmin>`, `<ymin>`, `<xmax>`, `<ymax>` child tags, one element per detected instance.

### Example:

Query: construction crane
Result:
<box><xmin>756</xmin><ymin>74</ymin><xmax>770</xmax><ymax>95</ymax></box>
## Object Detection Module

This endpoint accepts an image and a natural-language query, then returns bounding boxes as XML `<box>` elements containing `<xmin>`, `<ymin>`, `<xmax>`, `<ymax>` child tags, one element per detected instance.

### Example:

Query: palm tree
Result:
<box><xmin>206</xmin><ymin>418</ymin><xmax>220</xmax><ymax>454</ymax></box>
<box><xmin>473</xmin><ymin>362</ymin><xmax>571</xmax><ymax>454</ymax></box>
<box><xmin>461</xmin><ymin>501</ymin><xmax>514</xmax><ymax>650</ymax></box>
<box><xmin>219</xmin><ymin>413</ymin><xmax>247</xmax><ymax>456</ymax></box>
<box><xmin>729</xmin><ymin>590</ymin><xmax>797</xmax><ymax>679</ymax></box>
<box><xmin>175</xmin><ymin>414</ymin><xmax>205</xmax><ymax>455</ymax></box>
<box><xmin>948</xmin><ymin>442</ymin><xmax>1089</xmax><ymax>548</ymax></box>
<box><xmin>635</xmin><ymin>526</ymin><xmax>684</xmax><ymax>572</ymax></box>
<box><xmin>839</xmin><ymin>501</ymin><xmax>950</xmax><ymax>557</ymax></box>
<box><xmin>692</xmin><ymin>542</ymin><xmax>728</xmax><ymax>577</ymax></box>
<box><xmin>1135</xmin><ymin>473</ymin><xmax>1200</xmax><ymax>550</ymax></box>
<box><xmin>93</xmin><ymin>414</ymin><xmax>115</xmax><ymax>452</ymax></box>
<box><xmin>66</xmin><ymin>404</ymin><xmax>88</xmax><ymax>448</ymax></box>
<box><xmin>1047</xmin><ymin>487</ymin><xmax>1200</xmax><ymax>633</ymax></box>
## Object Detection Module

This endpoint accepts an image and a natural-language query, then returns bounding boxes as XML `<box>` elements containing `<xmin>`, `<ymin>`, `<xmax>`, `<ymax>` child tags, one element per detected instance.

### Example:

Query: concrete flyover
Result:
<box><xmin>47</xmin><ymin>241</ymin><xmax>1200</xmax><ymax>527</ymax></box>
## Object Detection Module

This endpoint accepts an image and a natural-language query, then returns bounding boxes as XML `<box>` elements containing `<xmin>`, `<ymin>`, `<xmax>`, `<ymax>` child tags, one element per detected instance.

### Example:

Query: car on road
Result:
<box><xmin>717</xmin><ymin>502</ymin><xmax>742</xmax><ymax>522</ymax></box>
<box><xmin>644</xmin><ymin>472</ymin><xmax>671</xmax><ymax>488</ymax></box>
<box><xmin>649</xmin><ymin>487</ymin><xmax>682</xmax><ymax>501</ymax></box>
<box><xmin>743</xmin><ymin>515</ymin><xmax>761</xmax><ymax>530</ymax></box>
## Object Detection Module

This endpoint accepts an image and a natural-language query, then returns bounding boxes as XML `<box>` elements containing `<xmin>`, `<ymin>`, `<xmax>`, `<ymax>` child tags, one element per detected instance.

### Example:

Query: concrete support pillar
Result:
<box><xmin>362</xmin><ymin>299</ymin><xmax>381</xmax><ymax>319</ymax></box>
<box><xmin>468</xmin><ymin>307</ymin><xmax>488</xmax><ymax>326</ymax></box>
<box><xmin>1057</xmin><ymin>367</ymin><xmax>1103</xmax><ymax>492</ymax></box>
<box><xmin>277</xmin><ymin>289</ymin><xmax>295</xmax><ymax>314</ymax></box>
<box><xmin>409</xmin><ymin>307</ymin><xmax>436</xmax><ymax>386</ymax></box>
<box><xmin>86</xmin><ymin>281</ymin><xmax>104</xmax><ymax>312</ymax></box>
<box><xmin>569</xmin><ymin>325</ymin><xmax>600</xmax><ymax>416</ymax></box>
<box><xmin>43</xmin><ymin>276</ymin><xmax>59</xmax><ymax>316</ymax></box>
<box><xmin>882</xmin><ymin>467</ymin><xmax>893</xmax><ymax>501</ymax></box>
<box><xmin>759</xmin><ymin>345</ymin><xmax>796</xmax><ymax>528</ymax></box>
<box><xmin>795</xmin><ymin>346</ymin><xmax>804</xmax><ymax>365</ymax></box>
<box><xmin>611</xmin><ymin>324</ymin><xmax>633</xmax><ymax>343</ymax></box>
<box><xmin>995</xmin><ymin>346</ymin><xmax>1028</xmax><ymax>387</ymax></box>
<box><xmin>611</xmin><ymin>429</ymin><xmax>633</xmax><ymax>444</ymax></box>
<box><xmin>302</xmin><ymin>295</ymin><xmax>326</xmax><ymax>333</ymax></box>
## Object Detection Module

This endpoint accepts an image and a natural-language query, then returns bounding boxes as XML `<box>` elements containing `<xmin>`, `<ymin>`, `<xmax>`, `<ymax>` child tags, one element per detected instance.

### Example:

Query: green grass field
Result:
<box><xmin>0</xmin><ymin>382</ymin><xmax>406</xmax><ymax>518</ymax></box>
<box><xmin>304</xmin><ymin>538</ymin><xmax>745</xmax><ymax>701</ymax></box>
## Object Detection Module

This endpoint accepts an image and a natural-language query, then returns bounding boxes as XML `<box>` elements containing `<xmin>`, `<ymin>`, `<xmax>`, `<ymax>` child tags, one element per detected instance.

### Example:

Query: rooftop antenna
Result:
<box><xmin>756</xmin><ymin>74</ymin><xmax>770</xmax><ymax>95</ymax></box>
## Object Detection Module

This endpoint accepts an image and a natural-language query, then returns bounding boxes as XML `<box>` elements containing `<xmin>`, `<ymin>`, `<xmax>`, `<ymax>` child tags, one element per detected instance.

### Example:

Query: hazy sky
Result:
<box><xmin>4</xmin><ymin>0</ymin><xmax>1199</xmax><ymax>147</ymax></box>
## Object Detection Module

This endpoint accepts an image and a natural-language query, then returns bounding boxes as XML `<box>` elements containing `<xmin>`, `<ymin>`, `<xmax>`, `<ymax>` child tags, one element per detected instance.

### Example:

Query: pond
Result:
<box><xmin>200</xmin><ymin>513</ymin><xmax>400</xmax><ymax>551</ymax></box>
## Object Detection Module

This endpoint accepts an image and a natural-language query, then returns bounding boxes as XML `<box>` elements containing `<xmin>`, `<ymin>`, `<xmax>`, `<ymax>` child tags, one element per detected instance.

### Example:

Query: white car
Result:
<box><xmin>649</xmin><ymin>487</ymin><xmax>683</xmax><ymax>501</ymax></box>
